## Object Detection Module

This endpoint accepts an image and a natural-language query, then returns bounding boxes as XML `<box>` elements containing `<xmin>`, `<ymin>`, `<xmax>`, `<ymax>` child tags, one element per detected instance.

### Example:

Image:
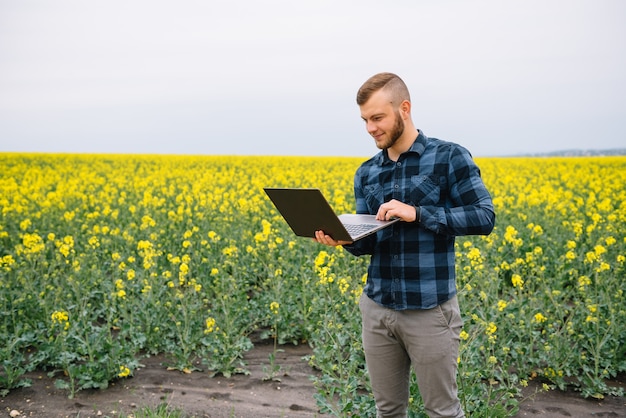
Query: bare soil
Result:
<box><xmin>1</xmin><ymin>341</ymin><xmax>624</xmax><ymax>418</ymax></box>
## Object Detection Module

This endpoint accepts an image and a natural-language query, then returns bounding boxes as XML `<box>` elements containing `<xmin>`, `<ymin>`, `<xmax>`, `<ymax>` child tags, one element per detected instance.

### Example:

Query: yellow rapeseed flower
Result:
<box><xmin>20</xmin><ymin>218</ymin><xmax>32</xmax><ymax>231</ymax></box>
<box><xmin>497</xmin><ymin>300</ymin><xmax>508</xmax><ymax>312</ymax></box>
<box><xmin>338</xmin><ymin>278</ymin><xmax>349</xmax><ymax>294</ymax></box>
<box><xmin>205</xmin><ymin>317</ymin><xmax>218</xmax><ymax>334</ymax></box>
<box><xmin>118</xmin><ymin>365</ymin><xmax>131</xmax><ymax>378</ymax></box>
<box><xmin>1</xmin><ymin>254</ymin><xmax>16</xmax><ymax>271</ymax></box>
<box><xmin>21</xmin><ymin>233</ymin><xmax>45</xmax><ymax>254</ymax></box>
<box><xmin>270</xmin><ymin>301</ymin><xmax>280</xmax><ymax>315</ymax></box>
<box><xmin>51</xmin><ymin>310</ymin><xmax>70</xmax><ymax>331</ymax></box>
<box><xmin>511</xmin><ymin>274</ymin><xmax>524</xmax><ymax>289</ymax></box>
<box><xmin>315</xmin><ymin>251</ymin><xmax>329</xmax><ymax>267</ymax></box>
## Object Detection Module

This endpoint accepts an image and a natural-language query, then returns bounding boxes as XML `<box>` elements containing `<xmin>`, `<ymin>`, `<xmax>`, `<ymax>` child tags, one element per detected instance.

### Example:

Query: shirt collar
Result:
<box><xmin>374</xmin><ymin>130</ymin><xmax>427</xmax><ymax>166</ymax></box>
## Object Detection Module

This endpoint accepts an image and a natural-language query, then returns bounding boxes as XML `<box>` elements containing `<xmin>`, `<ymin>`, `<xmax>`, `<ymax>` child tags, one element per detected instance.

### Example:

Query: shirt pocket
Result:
<box><xmin>410</xmin><ymin>175</ymin><xmax>441</xmax><ymax>206</ymax></box>
<box><xmin>364</xmin><ymin>183</ymin><xmax>384</xmax><ymax>213</ymax></box>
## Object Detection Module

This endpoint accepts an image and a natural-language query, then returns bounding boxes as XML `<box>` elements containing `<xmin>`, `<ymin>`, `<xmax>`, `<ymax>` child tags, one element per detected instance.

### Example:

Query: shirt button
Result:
<box><xmin>396</xmin><ymin>162</ymin><xmax>402</xmax><ymax>167</ymax></box>
<box><xmin>394</xmin><ymin>184</ymin><xmax>399</xmax><ymax>189</ymax></box>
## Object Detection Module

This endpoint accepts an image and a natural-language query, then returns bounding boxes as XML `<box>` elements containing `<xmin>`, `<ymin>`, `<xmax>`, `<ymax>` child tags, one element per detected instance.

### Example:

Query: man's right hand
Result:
<box><xmin>314</xmin><ymin>230</ymin><xmax>353</xmax><ymax>247</ymax></box>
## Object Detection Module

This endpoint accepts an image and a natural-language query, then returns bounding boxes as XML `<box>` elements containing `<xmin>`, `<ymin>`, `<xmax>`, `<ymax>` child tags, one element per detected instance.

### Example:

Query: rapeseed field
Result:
<box><xmin>1</xmin><ymin>153</ymin><xmax>624</xmax><ymax>416</ymax></box>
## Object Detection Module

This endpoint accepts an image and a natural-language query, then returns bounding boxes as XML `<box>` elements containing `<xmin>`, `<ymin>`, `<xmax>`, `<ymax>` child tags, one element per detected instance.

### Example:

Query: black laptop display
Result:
<box><xmin>263</xmin><ymin>188</ymin><xmax>398</xmax><ymax>241</ymax></box>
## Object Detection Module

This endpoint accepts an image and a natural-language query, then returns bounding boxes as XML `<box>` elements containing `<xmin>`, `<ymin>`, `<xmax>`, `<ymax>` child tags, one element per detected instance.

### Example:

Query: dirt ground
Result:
<box><xmin>1</xmin><ymin>341</ymin><xmax>624</xmax><ymax>418</ymax></box>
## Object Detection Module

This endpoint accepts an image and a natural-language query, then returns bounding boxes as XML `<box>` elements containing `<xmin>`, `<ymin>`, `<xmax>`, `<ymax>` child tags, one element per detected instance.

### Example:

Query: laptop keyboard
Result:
<box><xmin>344</xmin><ymin>223</ymin><xmax>378</xmax><ymax>237</ymax></box>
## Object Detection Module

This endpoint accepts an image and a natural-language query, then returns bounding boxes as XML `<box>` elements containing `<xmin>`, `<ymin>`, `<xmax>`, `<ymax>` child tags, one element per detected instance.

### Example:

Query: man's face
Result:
<box><xmin>360</xmin><ymin>90</ymin><xmax>405</xmax><ymax>150</ymax></box>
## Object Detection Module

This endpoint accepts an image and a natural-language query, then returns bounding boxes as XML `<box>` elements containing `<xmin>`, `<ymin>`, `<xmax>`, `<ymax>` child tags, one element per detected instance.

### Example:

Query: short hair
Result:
<box><xmin>356</xmin><ymin>72</ymin><xmax>411</xmax><ymax>106</ymax></box>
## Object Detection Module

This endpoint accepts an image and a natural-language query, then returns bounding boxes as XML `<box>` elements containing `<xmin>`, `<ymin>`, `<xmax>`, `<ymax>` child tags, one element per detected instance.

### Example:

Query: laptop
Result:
<box><xmin>263</xmin><ymin>188</ymin><xmax>399</xmax><ymax>241</ymax></box>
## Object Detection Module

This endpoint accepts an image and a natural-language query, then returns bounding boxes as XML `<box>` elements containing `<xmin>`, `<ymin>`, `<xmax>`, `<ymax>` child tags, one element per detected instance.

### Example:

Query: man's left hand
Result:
<box><xmin>376</xmin><ymin>199</ymin><xmax>417</xmax><ymax>222</ymax></box>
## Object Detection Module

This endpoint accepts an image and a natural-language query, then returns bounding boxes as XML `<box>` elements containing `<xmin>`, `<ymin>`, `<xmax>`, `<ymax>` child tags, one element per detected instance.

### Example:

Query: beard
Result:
<box><xmin>376</xmin><ymin>110</ymin><xmax>405</xmax><ymax>150</ymax></box>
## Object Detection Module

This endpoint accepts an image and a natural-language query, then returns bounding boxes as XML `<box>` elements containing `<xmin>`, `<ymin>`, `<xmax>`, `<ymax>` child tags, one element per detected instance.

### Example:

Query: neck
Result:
<box><xmin>387</xmin><ymin>127</ymin><xmax>419</xmax><ymax>161</ymax></box>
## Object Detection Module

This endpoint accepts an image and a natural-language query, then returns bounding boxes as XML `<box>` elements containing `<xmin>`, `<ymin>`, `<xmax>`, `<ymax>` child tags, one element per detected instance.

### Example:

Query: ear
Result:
<box><xmin>399</xmin><ymin>100</ymin><xmax>411</xmax><ymax>119</ymax></box>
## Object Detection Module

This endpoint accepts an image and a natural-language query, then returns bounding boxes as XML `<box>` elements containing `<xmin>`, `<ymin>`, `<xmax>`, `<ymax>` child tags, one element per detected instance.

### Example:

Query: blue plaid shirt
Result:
<box><xmin>344</xmin><ymin>131</ymin><xmax>495</xmax><ymax>310</ymax></box>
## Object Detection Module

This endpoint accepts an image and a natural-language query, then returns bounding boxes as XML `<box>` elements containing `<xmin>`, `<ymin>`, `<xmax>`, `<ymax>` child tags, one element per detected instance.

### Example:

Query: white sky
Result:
<box><xmin>1</xmin><ymin>0</ymin><xmax>625</xmax><ymax>157</ymax></box>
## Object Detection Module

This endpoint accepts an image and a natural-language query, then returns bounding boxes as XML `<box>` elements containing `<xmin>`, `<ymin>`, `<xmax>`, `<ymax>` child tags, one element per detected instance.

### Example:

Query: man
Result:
<box><xmin>314</xmin><ymin>73</ymin><xmax>495</xmax><ymax>418</ymax></box>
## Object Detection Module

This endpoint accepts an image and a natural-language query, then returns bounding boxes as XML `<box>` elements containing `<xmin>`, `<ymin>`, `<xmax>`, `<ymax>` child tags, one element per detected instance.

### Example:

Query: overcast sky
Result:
<box><xmin>1</xmin><ymin>0</ymin><xmax>625</xmax><ymax>157</ymax></box>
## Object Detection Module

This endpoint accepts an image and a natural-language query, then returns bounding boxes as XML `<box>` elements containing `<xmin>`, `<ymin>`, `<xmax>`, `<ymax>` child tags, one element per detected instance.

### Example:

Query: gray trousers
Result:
<box><xmin>359</xmin><ymin>293</ymin><xmax>465</xmax><ymax>418</ymax></box>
